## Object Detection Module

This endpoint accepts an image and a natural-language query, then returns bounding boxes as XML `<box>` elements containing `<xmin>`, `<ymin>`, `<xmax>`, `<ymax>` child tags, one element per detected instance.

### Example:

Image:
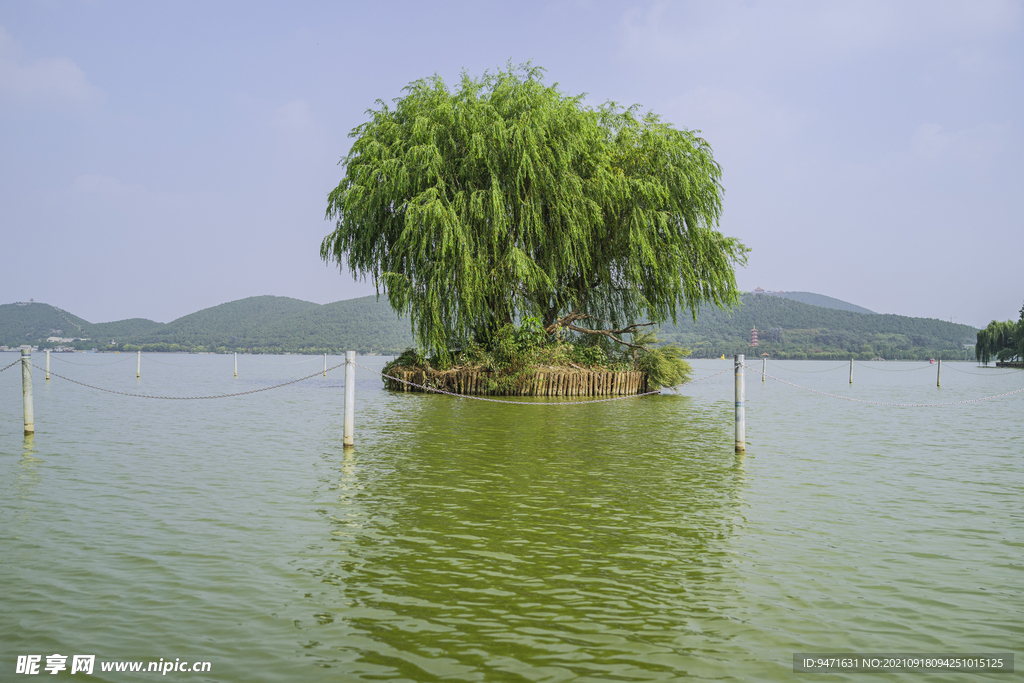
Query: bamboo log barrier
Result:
<box><xmin>383</xmin><ymin>367</ymin><xmax>650</xmax><ymax>396</ymax></box>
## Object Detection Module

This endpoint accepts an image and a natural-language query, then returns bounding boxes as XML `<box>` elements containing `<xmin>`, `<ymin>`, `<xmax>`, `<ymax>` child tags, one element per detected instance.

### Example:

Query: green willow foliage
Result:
<box><xmin>322</xmin><ymin>64</ymin><xmax>748</xmax><ymax>353</ymax></box>
<box><xmin>975</xmin><ymin>303</ymin><xmax>1024</xmax><ymax>364</ymax></box>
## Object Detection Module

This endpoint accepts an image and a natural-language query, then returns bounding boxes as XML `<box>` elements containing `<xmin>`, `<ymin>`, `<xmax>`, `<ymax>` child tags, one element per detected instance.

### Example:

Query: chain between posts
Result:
<box><xmin>29</xmin><ymin>361</ymin><xmax>345</xmax><ymax>399</ymax></box>
<box><xmin>357</xmin><ymin>362</ymin><xmax>733</xmax><ymax>405</ymax></box>
<box><xmin>139</xmin><ymin>354</ymin><xmax>325</xmax><ymax>367</ymax></box>
<box><xmin>14</xmin><ymin>356</ymin><xmax>1019</xmax><ymax>406</ymax></box>
<box><xmin>137</xmin><ymin>354</ymin><xmax>204</xmax><ymax>367</ymax></box>
<box><xmin>941</xmin><ymin>364</ymin><xmax>1021</xmax><ymax>376</ymax></box>
<box><xmin>46</xmin><ymin>354</ymin><xmax>137</xmax><ymax>366</ymax></box>
<box><xmin>766</xmin><ymin>361</ymin><xmax>848</xmax><ymax>374</ymax></box>
<box><xmin>242</xmin><ymin>355</ymin><xmax>326</xmax><ymax>366</ymax></box>
<box><xmin>746</xmin><ymin>364</ymin><xmax>1024</xmax><ymax>407</ymax></box>
<box><xmin>852</xmin><ymin>361</ymin><xmax>936</xmax><ymax>372</ymax></box>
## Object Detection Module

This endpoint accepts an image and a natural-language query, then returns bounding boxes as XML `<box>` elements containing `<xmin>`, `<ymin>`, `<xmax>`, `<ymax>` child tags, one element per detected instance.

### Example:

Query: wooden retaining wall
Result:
<box><xmin>384</xmin><ymin>367</ymin><xmax>649</xmax><ymax>397</ymax></box>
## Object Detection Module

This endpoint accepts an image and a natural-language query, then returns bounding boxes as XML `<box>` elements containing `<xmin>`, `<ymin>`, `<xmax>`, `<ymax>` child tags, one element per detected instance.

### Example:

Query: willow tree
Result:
<box><xmin>322</xmin><ymin>65</ymin><xmax>748</xmax><ymax>353</ymax></box>
<box><xmin>976</xmin><ymin>307</ymin><xmax>1024</xmax><ymax>364</ymax></box>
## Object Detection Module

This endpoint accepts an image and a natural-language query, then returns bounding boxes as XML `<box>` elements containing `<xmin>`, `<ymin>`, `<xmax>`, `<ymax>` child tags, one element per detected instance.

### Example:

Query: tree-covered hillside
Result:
<box><xmin>0</xmin><ymin>296</ymin><xmax>415</xmax><ymax>354</ymax></box>
<box><xmin>116</xmin><ymin>296</ymin><xmax>415</xmax><ymax>354</ymax></box>
<box><xmin>776</xmin><ymin>291</ymin><xmax>875</xmax><ymax>315</ymax></box>
<box><xmin>92</xmin><ymin>318</ymin><xmax>165</xmax><ymax>341</ymax></box>
<box><xmin>136</xmin><ymin>296</ymin><xmax>321</xmax><ymax>350</ymax></box>
<box><xmin>1</xmin><ymin>293</ymin><xmax>978</xmax><ymax>360</ymax></box>
<box><xmin>0</xmin><ymin>302</ymin><xmax>94</xmax><ymax>346</ymax></box>
<box><xmin>661</xmin><ymin>294</ymin><xmax>976</xmax><ymax>360</ymax></box>
<box><xmin>268</xmin><ymin>298</ymin><xmax>419</xmax><ymax>354</ymax></box>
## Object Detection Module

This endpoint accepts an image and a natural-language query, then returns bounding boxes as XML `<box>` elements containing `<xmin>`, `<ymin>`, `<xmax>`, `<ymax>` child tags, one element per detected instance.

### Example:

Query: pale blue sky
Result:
<box><xmin>2</xmin><ymin>1</ymin><xmax>1021</xmax><ymax>328</ymax></box>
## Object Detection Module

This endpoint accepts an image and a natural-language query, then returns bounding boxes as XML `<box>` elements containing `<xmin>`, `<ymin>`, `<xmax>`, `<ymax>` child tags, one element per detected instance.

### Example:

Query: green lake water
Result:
<box><xmin>1</xmin><ymin>353</ymin><xmax>1021</xmax><ymax>681</ymax></box>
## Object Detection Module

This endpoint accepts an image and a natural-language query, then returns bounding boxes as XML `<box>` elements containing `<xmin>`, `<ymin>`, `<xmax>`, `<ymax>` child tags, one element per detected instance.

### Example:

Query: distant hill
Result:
<box><xmin>271</xmin><ymin>297</ymin><xmax>418</xmax><ymax>354</ymax></box>
<box><xmin>660</xmin><ymin>294</ymin><xmax>976</xmax><ymax>360</ymax></box>
<box><xmin>0</xmin><ymin>292</ymin><xmax>977</xmax><ymax>360</ymax></box>
<box><xmin>136</xmin><ymin>296</ymin><xmax>321</xmax><ymax>348</ymax></box>
<box><xmin>92</xmin><ymin>318</ymin><xmax>165</xmax><ymax>340</ymax></box>
<box><xmin>135</xmin><ymin>295</ymin><xmax>418</xmax><ymax>353</ymax></box>
<box><xmin>0</xmin><ymin>301</ymin><xmax>95</xmax><ymax>345</ymax></box>
<box><xmin>774</xmin><ymin>291</ymin><xmax>875</xmax><ymax>315</ymax></box>
<box><xmin>0</xmin><ymin>296</ymin><xmax>416</xmax><ymax>355</ymax></box>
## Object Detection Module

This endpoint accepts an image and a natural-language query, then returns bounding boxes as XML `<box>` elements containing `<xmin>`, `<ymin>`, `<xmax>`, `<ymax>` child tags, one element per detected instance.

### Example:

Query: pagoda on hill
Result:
<box><xmin>749</xmin><ymin>326</ymin><xmax>759</xmax><ymax>347</ymax></box>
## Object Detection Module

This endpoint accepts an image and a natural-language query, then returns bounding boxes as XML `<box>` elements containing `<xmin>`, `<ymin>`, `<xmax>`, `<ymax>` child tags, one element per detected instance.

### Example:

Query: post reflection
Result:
<box><xmin>19</xmin><ymin>434</ymin><xmax>41</xmax><ymax>488</ymax></box>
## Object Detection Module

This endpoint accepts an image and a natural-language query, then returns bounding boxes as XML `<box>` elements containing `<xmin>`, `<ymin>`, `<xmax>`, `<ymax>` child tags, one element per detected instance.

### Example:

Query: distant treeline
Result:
<box><xmin>0</xmin><ymin>293</ymin><xmax>977</xmax><ymax>361</ymax></box>
<box><xmin>658</xmin><ymin>294</ymin><xmax>976</xmax><ymax>361</ymax></box>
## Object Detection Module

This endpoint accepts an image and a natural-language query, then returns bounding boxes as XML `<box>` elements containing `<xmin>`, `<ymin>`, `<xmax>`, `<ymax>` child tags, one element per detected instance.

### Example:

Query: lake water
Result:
<box><xmin>1</xmin><ymin>353</ymin><xmax>1021</xmax><ymax>681</ymax></box>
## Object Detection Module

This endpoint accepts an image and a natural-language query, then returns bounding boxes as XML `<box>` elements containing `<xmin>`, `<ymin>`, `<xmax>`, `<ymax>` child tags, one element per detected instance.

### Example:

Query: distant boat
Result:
<box><xmin>720</xmin><ymin>354</ymin><xmax>726</xmax><ymax>360</ymax></box>
<box><xmin>929</xmin><ymin>358</ymin><xmax>936</xmax><ymax>364</ymax></box>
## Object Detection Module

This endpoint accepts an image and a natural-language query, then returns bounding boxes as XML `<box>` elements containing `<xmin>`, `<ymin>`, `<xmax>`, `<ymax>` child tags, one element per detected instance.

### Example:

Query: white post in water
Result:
<box><xmin>323</xmin><ymin>353</ymin><xmax>327</xmax><ymax>377</ymax></box>
<box><xmin>137</xmin><ymin>350</ymin><xmax>141</xmax><ymax>378</ymax></box>
<box><xmin>849</xmin><ymin>358</ymin><xmax>854</xmax><ymax>384</ymax></box>
<box><xmin>762</xmin><ymin>356</ymin><xmax>766</xmax><ymax>382</ymax></box>
<box><xmin>344</xmin><ymin>351</ymin><xmax>355</xmax><ymax>448</ymax></box>
<box><xmin>234</xmin><ymin>352</ymin><xmax>238</xmax><ymax>378</ymax></box>
<box><xmin>734</xmin><ymin>354</ymin><xmax>745</xmax><ymax>453</ymax></box>
<box><xmin>46</xmin><ymin>349</ymin><xmax>50</xmax><ymax>381</ymax></box>
<box><xmin>937</xmin><ymin>359</ymin><xmax>941</xmax><ymax>387</ymax></box>
<box><xmin>22</xmin><ymin>349</ymin><xmax>34</xmax><ymax>435</ymax></box>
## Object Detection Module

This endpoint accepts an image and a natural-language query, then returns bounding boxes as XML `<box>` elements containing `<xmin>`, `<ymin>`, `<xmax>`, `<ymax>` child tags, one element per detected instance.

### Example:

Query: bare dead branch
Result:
<box><xmin>544</xmin><ymin>310</ymin><xmax>590</xmax><ymax>334</ymax></box>
<box><xmin>545</xmin><ymin>312</ymin><xmax>656</xmax><ymax>349</ymax></box>
<box><xmin>565</xmin><ymin>324</ymin><xmax>648</xmax><ymax>350</ymax></box>
<box><xmin>607</xmin><ymin>322</ymin><xmax>657</xmax><ymax>336</ymax></box>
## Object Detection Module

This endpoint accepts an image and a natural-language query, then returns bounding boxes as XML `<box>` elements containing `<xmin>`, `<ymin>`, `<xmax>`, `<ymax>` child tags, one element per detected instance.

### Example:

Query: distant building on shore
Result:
<box><xmin>751</xmin><ymin>287</ymin><xmax>785</xmax><ymax>297</ymax></box>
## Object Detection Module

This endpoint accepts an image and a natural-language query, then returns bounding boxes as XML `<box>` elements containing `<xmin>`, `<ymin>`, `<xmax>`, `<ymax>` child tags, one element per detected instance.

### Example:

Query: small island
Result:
<box><xmin>380</xmin><ymin>326</ymin><xmax>686</xmax><ymax>397</ymax></box>
<box><xmin>321</xmin><ymin>65</ymin><xmax>747</xmax><ymax>394</ymax></box>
